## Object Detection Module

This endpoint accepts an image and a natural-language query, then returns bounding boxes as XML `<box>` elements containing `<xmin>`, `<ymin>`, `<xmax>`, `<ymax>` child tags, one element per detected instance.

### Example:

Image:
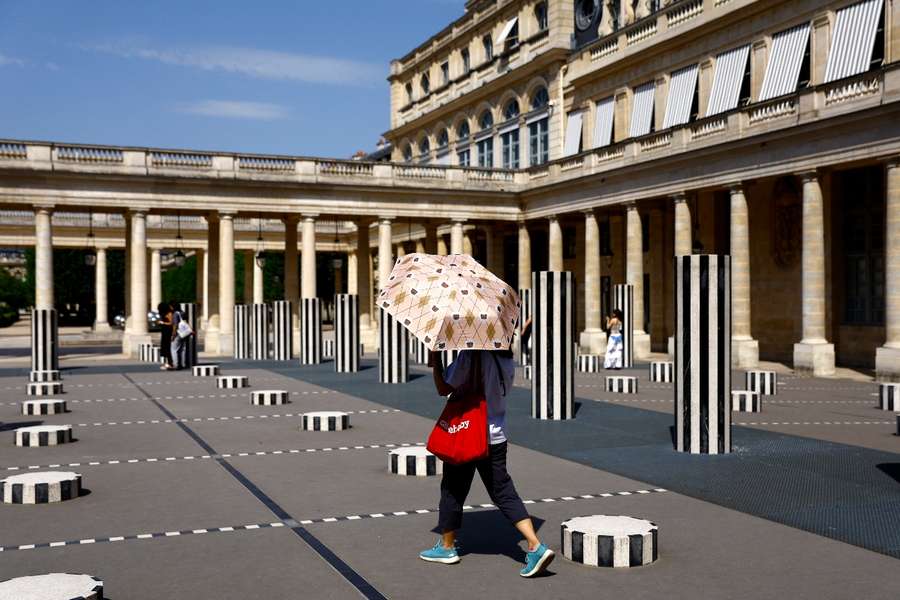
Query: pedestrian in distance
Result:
<box><xmin>419</xmin><ymin>349</ymin><xmax>555</xmax><ymax>578</ymax></box>
<box><xmin>170</xmin><ymin>301</ymin><xmax>189</xmax><ymax>370</ymax></box>
<box><xmin>157</xmin><ymin>302</ymin><xmax>175</xmax><ymax>371</ymax></box>
<box><xmin>603</xmin><ymin>309</ymin><xmax>624</xmax><ymax>370</ymax></box>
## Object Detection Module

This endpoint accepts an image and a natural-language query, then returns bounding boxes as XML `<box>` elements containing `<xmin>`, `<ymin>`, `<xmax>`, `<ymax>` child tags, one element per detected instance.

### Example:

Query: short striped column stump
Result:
<box><xmin>192</xmin><ymin>364</ymin><xmax>219</xmax><ymax>377</ymax></box>
<box><xmin>649</xmin><ymin>361</ymin><xmax>674</xmax><ymax>383</ymax></box>
<box><xmin>27</xmin><ymin>381</ymin><xmax>63</xmax><ymax>396</ymax></box>
<box><xmin>731</xmin><ymin>390</ymin><xmax>761</xmax><ymax>412</ymax></box>
<box><xmin>389</xmin><ymin>446</ymin><xmax>442</xmax><ymax>477</ymax></box>
<box><xmin>523</xmin><ymin>365</ymin><xmax>532</xmax><ymax>380</ymax></box>
<box><xmin>561</xmin><ymin>515</ymin><xmax>658</xmax><ymax>568</ymax></box>
<box><xmin>0</xmin><ymin>573</ymin><xmax>101</xmax><ymax>598</ymax></box>
<box><xmin>879</xmin><ymin>383</ymin><xmax>900</xmax><ymax>411</ymax></box>
<box><xmin>217</xmin><ymin>375</ymin><xmax>248</xmax><ymax>389</ymax></box>
<box><xmin>323</xmin><ymin>339</ymin><xmax>335</xmax><ymax>359</ymax></box>
<box><xmin>578</xmin><ymin>355</ymin><xmax>602</xmax><ymax>373</ymax></box>
<box><xmin>15</xmin><ymin>425</ymin><xmax>73</xmax><ymax>447</ymax></box>
<box><xmin>0</xmin><ymin>471</ymin><xmax>82</xmax><ymax>504</ymax></box>
<box><xmin>251</xmin><ymin>390</ymin><xmax>289</xmax><ymax>406</ymax></box>
<box><xmin>746</xmin><ymin>370</ymin><xmax>777</xmax><ymax>395</ymax></box>
<box><xmin>21</xmin><ymin>399</ymin><xmax>67</xmax><ymax>416</ymax></box>
<box><xmin>139</xmin><ymin>343</ymin><xmax>161</xmax><ymax>363</ymax></box>
<box><xmin>301</xmin><ymin>411</ymin><xmax>350</xmax><ymax>431</ymax></box>
<box><xmin>606</xmin><ymin>376</ymin><xmax>638</xmax><ymax>394</ymax></box>
<box><xmin>29</xmin><ymin>369</ymin><xmax>60</xmax><ymax>383</ymax></box>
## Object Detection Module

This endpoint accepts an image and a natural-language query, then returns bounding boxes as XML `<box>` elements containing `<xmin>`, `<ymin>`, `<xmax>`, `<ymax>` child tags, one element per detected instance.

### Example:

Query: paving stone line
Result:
<box><xmin>0</xmin><ymin>390</ymin><xmax>339</xmax><ymax>406</ymax></box>
<box><xmin>2</xmin><ymin>442</ymin><xmax>427</xmax><ymax>472</ymax></box>
<box><xmin>584</xmin><ymin>397</ymin><xmax>879</xmax><ymax>406</ymax></box>
<box><xmin>0</xmin><ymin>488</ymin><xmax>667</xmax><ymax>553</ymax></box>
<box><xmin>57</xmin><ymin>408</ymin><xmax>402</xmax><ymax>428</ymax></box>
<box><xmin>736</xmin><ymin>420</ymin><xmax>894</xmax><ymax>426</ymax></box>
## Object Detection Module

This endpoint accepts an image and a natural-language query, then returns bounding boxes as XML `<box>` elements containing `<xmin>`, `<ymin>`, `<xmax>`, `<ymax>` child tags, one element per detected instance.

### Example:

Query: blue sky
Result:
<box><xmin>0</xmin><ymin>1</ymin><xmax>462</xmax><ymax>157</ymax></box>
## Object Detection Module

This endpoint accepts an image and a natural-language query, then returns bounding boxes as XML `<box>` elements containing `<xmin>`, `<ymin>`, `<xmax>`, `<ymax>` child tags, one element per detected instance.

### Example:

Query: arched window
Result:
<box><xmin>403</xmin><ymin>144</ymin><xmax>413</xmax><ymax>162</ymax></box>
<box><xmin>504</xmin><ymin>100</ymin><xmax>520</xmax><ymax>121</ymax></box>
<box><xmin>531</xmin><ymin>86</ymin><xmax>550</xmax><ymax>110</ymax></box>
<box><xmin>457</xmin><ymin>120</ymin><xmax>470</xmax><ymax>140</ymax></box>
<box><xmin>437</xmin><ymin>129</ymin><xmax>449</xmax><ymax>148</ymax></box>
<box><xmin>419</xmin><ymin>137</ymin><xmax>430</xmax><ymax>156</ymax></box>
<box><xmin>421</xmin><ymin>73</ymin><xmax>430</xmax><ymax>95</ymax></box>
<box><xmin>479</xmin><ymin>110</ymin><xmax>494</xmax><ymax>131</ymax></box>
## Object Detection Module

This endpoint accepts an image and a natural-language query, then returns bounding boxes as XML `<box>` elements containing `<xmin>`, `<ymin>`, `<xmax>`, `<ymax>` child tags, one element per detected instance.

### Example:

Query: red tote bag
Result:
<box><xmin>427</xmin><ymin>353</ymin><xmax>489</xmax><ymax>465</ymax></box>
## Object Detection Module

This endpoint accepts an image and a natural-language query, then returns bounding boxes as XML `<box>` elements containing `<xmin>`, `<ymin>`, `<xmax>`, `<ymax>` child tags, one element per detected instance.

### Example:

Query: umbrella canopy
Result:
<box><xmin>378</xmin><ymin>253</ymin><xmax>520</xmax><ymax>351</ymax></box>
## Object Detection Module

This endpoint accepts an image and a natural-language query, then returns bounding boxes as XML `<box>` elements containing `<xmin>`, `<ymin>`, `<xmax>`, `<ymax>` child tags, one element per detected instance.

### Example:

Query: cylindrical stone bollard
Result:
<box><xmin>613</xmin><ymin>284</ymin><xmax>634</xmax><ymax>368</ymax></box>
<box><xmin>179</xmin><ymin>302</ymin><xmax>198</xmax><ymax>367</ymax></box>
<box><xmin>27</xmin><ymin>381</ymin><xmax>63</xmax><ymax>396</ymax></box>
<box><xmin>31</xmin><ymin>308</ymin><xmax>59</xmax><ymax>375</ymax></box>
<box><xmin>29</xmin><ymin>370</ymin><xmax>60</xmax><ymax>383</ymax></box>
<box><xmin>15</xmin><ymin>425</ymin><xmax>73</xmax><ymax>447</ymax></box>
<box><xmin>217</xmin><ymin>375</ymin><xmax>248</xmax><ymax>389</ymax></box>
<box><xmin>561</xmin><ymin>515</ymin><xmax>658</xmax><ymax>568</ymax></box>
<box><xmin>139</xmin><ymin>343</ymin><xmax>160</xmax><ymax>363</ymax></box>
<box><xmin>649</xmin><ymin>361</ymin><xmax>674</xmax><ymax>383</ymax></box>
<box><xmin>21</xmin><ymin>399</ymin><xmax>66</xmax><ymax>416</ymax></box>
<box><xmin>578</xmin><ymin>355</ymin><xmax>602</xmax><ymax>373</ymax></box>
<box><xmin>250</xmin><ymin>303</ymin><xmax>270</xmax><ymax>360</ymax></box>
<box><xmin>746</xmin><ymin>370</ymin><xmax>777</xmax><ymax>395</ymax></box>
<box><xmin>251</xmin><ymin>390</ymin><xmax>289</xmax><ymax>406</ymax></box>
<box><xmin>301</xmin><ymin>411</ymin><xmax>350</xmax><ymax>431</ymax></box>
<box><xmin>606</xmin><ymin>375</ymin><xmax>638</xmax><ymax>393</ymax></box>
<box><xmin>0</xmin><ymin>574</ymin><xmax>101</xmax><ymax>598</ymax></box>
<box><xmin>300</xmin><ymin>298</ymin><xmax>322</xmax><ymax>365</ymax></box>
<box><xmin>335</xmin><ymin>294</ymin><xmax>359</xmax><ymax>373</ymax></box>
<box><xmin>532</xmin><ymin>271</ymin><xmax>575</xmax><ymax>420</ymax></box>
<box><xmin>731</xmin><ymin>390</ymin><xmax>761</xmax><ymax>412</ymax></box>
<box><xmin>389</xmin><ymin>446</ymin><xmax>442</xmax><ymax>476</ymax></box>
<box><xmin>233</xmin><ymin>305</ymin><xmax>250</xmax><ymax>359</ymax></box>
<box><xmin>323</xmin><ymin>339</ymin><xmax>335</xmax><ymax>359</ymax></box>
<box><xmin>192</xmin><ymin>364</ymin><xmax>219</xmax><ymax>377</ymax></box>
<box><xmin>880</xmin><ymin>383</ymin><xmax>900</xmax><ymax>411</ymax></box>
<box><xmin>272</xmin><ymin>300</ymin><xmax>292</xmax><ymax>361</ymax></box>
<box><xmin>0</xmin><ymin>472</ymin><xmax>82</xmax><ymax>504</ymax></box>
<box><xmin>379</xmin><ymin>308</ymin><xmax>409</xmax><ymax>383</ymax></box>
<box><xmin>675</xmin><ymin>255</ymin><xmax>732</xmax><ymax>454</ymax></box>
<box><xmin>518</xmin><ymin>288</ymin><xmax>532</xmax><ymax>366</ymax></box>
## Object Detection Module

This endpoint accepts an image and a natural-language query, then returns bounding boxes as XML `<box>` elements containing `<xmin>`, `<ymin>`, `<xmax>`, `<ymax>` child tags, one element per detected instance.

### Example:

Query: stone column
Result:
<box><xmin>356</xmin><ymin>219</ymin><xmax>376</xmax><ymax>350</ymax></box>
<box><xmin>348</xmin><ymin>250</ymin><xmax>358</xmax><ymax>294</ymax></box>
<box><xmin>252</xmin><ymin>250</ymin><xmax>264</xmax><ymax>304</ymax></box>
<box><xmin>124</xmin><ymin>216</ymin><xmax>131</xmax><ymax>334</ymax></box>
<box><xmin>150</xmin><ymin>248</ymin><xmax>162</xmax><ymax>311</ymax></box>
<box><xmin>414</xmin><ymin>238</ymin><xmax>425</xmax><ymax>253</ymax></box>
<box><xmin>548</xmin><ymin>216</ymin><xmax>563</xmax><ymax>271</ymax></box>
<box><xmin>283</xmin><ymin>215</ymin><xmax>299</xmax><ymax>355</ymax></box>
<box><xmin>670</xmin><ymin>193</ymin><xmax>692</xmax><ymax>356</ymax></box>
<box><xmin>518</xmin><ymin>221</ymin><xmax>531</xmax><ymax>291</ymax></box>
<box><xmin>580</xmin><ymin>210</ymin><xmax>606</xmax><ymax>354</ymax></box>
<box><xmin>334</xmin><ymin>257</ymin><xmax>343</xmax><ymax>294</ymax></box>
<box><xmin>485</xmin><ymin>226</ymin><xmax>503</xmax><ymax>275</ymax></box>
<box><xmin>450</xmin><ymin>220</ymin><xmax>465</xmax><ymax>255</ymax></box>
<box><xmin>793</xmin><ymin>171</ymin><xmax>835</xmax><ymax>375</ymax></box>
<box><xmin>242</xmin><ymin>251</ymin><xmax>253</xmax><ymax>304</ymax></box>
<box><xmin>94</xmin><ymin>246</ymin><xmax>110</xmax><ymax>332</ymax></box>
<box><xmin>196</xmin><ymin>249</ymin><xmax>206</xmax><ymax>328</ymax></box>
<box><xmin>205</xmin><ymin>213</ymin><xmax>220</xmax><ymax>353</ymax></box>
<box><xmin>425</xmin><ymin>223</ymin><xmax>439</xmax><ymax>254</ymax></box>
<box><xmin>396</xmin><ymin>243</ymin><xmax>407</xmax><ymax>258</ymax></box>
<box><xmin>125</xmin><ymin>210</ymin><xmax>151</xmax><ymax>355</ymax></box>
<box><xmin>730</xmin><ymin>183</ymin><xmax>759</xmax><ymax>368</ymax></box>
<box><xmin>217</xmin><ymin>212</ymin><xmax>236</xmax><ymax>355</ymax></box>
<box><xmin>463</xmin><ymin>230</ymin><xmax>473</xmax><ymax>256</ymax></box>
<box><xmin>34</xmin><ymin>206</ymin><xmax>54</xmax><ymax>311</ymax></box>
<box><xmin>625</xmin><ymin>203</ymin><xmax>650</xmax><ymax>358</ymax></box>
<box><xmin>378</xmin><ymin>218</ymin><xmax>393</xmax><ymax>290</ymax></box>
<box><xmin>301</xmin><ymin>216</ymin><xmax>317</xmax><ymax>299</ymax></box>
<box><xmin>437</xmin><ymin>234</ymin><xmax>449</xmax><ymax>256</ymax></box>
<box><xmin>878</xmin><ymin>159</ymin><xmax>900</xmax><ymax>380</ymax></box>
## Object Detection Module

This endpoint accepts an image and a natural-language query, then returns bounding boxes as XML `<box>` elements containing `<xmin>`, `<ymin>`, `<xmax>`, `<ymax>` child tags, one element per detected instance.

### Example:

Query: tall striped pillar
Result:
<box><xmin>250</xmin><ymin>303</ymin><xmax>269</xmax><ymax>360</ymax></box>
<box><xmin>300</xmin><ymin>298</ymin><xmax>322</xmax><ymax>365</ymax></box>
<box><xmin>31</xmin><ymin>308</ymin><xmax>59</xmax><ymax>375</ymax></box>
<box><xmin>233</xmin><ymin>305</ymin><xmax>250</xmax><ymax>360</ymax></box>
<box><xmin>272</xmin><ymin>300</ymin><xmax>292</xmax><ymax>361</ymax></box>
<box><xmin>334</xmin><ymin>294</ymin><xmax>359</xmax><ymax>373</ymax></box>
<box><xmin>518</xmin><ymin>288</ymin><xmax>532</xmax><ymax>366</ymax></box>
<box><xmin>379</xmin><ymin>308</ymin><xmax>408</xmax><ymax>383</ymax></box>
<box><xmin>411</xmin><ymin>334</ymin><xmax>428</xmax><ymax>365</ymax></box>
<box><xmin>178</xmin><ymin>303</ymin><xmax>198</xmax><ymax>368</ymax></box>
<box><xmin>675</xmin><ymin>255</ymin><xmax>732</xmax><ymax>454</ymax></box>
<box><xmin>531</xmin><ymin>271</ymin><xmax>575</xmax><ymax>420</ymax></box>
<box><xmin>613</xmin><ymin>284</ymin><xmax>634</xmax><ymax>368</ymax></box>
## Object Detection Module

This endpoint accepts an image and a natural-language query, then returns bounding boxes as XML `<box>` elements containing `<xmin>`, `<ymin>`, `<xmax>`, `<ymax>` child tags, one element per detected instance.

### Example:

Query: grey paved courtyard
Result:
<box><xmin>1</xmin><ymin>351</ymin><xmax>899</xmax><ymax>599</ymax></box>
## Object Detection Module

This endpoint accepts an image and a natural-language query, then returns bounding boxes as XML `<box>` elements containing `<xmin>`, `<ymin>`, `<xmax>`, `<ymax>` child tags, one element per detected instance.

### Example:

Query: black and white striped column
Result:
<box><xmin>29</xmin><ymin>370</ymin><xmax>60</xmax><ymax>383</ymax></box>
<box><xmin>389</xmin><ymin>447</ymin><xmax>442</xmax><ymax>476</ymax></box>
<box><xmin>561</xmin><ymin>515</ymin><xmax>658</xmax><ymax>568</ymax></box>
<box><xmin>323</xmin><ymin>339</ymin><xmax>335</xmax><ymax>359</ymax></box>
<box><xmin>411</xmin><ymin>334</ymin><xmax>428</xmax><ymax>365</ymax></box>
<box><xmin>334</xmin><ymin>294</ymin><xmax>359</xmax><ymax>373</ymax></box>
<box><xmin>731</xmin><ymin>390</ymin><xmax>761</xmax><ymax>412</ymax></box>
<box><xmin>301</xmin><ymin>411</ymin><xmax>350</xmax><ymax>431</ymax></box>
<box><xmin>271</xmin><ymin>300</ymin><xmax>292</xmax><ymax>361</ymax></box>
<box><xmin>613</xmin><ymin>284</ymin><xmax>634</xmax><ymax>368</ymax></box>
<box><xmin>0</xmin><ymin>472</ymin><xmax>82</xmax><ymax>504</ymax></box>
<box><xmin>300</xmin><ymin>298</ymin><xmax>322</xmax><ymax>365</ymax></box>
<box><xmin>30</xmin><ymin>308</ymin><xmax>59</xmax><ymax>380</ymax></box>
<box><xmin>746</xmin><ymin>370</ymin><xmax>777</xmax><ymax>395</ymax></box>
<box><xmin>27</xmin><ymin>381</ymin><xmax>63</xmax><ymax>396</ymax></box>
<box><xmin>15</xmin><ymin>425</ymin><xmax>73</xmax><ymax>447</ymax></box>
<box><xmin>379</xmin><ymin>308</ymin><xmax>408</xmax><ymax>383</ymax></box>
<box><xmin>442</xmin><ymin>349</ymin><xmax>460</xmax><ymax>369</ymax></box>
<box><xmin>606</xmin><ymin>375</ymin><xmax>638</xmax><ymax>393</ymax></box>
<box><xmin>21</xmin><ymin>399</ymin><xmax>66</xmax><ymax>415</ymax></box>
<box><xmin>233</xmin><ymin>305</ymin><xmax>250</xmax><ymax>360</ymax></box>
<box><xmin>675</xmin><ymin>255</ymin><xmax>731</xmax><ymax>454</ymax></box>
<box><xmin>251</xmin><ymin>390</ymin><xmax>289</xmax><ymax>406</ymax></box>
<box><xmin>649</xmin><ymin>361</ymin><xmax>674</xmax><ymax>383</ymax></box>
<box><xmin>518</xmin><ymin>288</ymin><xmax>532</xmax><ymax>366</ymax></box>
<box><xmin>217</xmin><ymin>375</ymin><xmax>248</xmax><ymax>389</ymax></box>
<box><xmin>578</xmin><ymin>355</ymin><xmax>601</xmax><ymax>373</ymax></box>
<box><xmin>179</xmin><ymin>302</ymin><xmax>198</xmax><ymax>367</ymax></box>
<box><xmin>531</xmin><ymin>271</ymin><xmax>575</xmax><ymax>420</ymax></box>
<box><xmin>192</xmin><ymin>364</ymin><xmax>219</xmax><ymax>377</ymax></box>
<box><xmin>880</xmin><ymin>383</ymin><xmax>900</xmax><ymax>411</ymax></box>
<box><xmin>250</xmin><ymin>303</ymin><xmax>270</xmax><ymax>360</ymax></box>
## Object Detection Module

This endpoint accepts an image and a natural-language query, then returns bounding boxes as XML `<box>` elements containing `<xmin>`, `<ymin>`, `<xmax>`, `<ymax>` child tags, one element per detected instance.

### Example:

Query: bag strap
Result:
<box><xmin>489</xmin><ymin>352</ymin><xmax>506</xmax><ymax>396</ymax></box>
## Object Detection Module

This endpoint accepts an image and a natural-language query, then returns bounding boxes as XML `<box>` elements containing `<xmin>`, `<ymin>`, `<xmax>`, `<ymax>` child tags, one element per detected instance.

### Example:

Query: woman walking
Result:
<box><xmin>603</xmin><ymin>309</ymin><xmax>624</xmax><ymax>370</ymax></box>
<box><xmin>419</xmin><ymin>349</ymin><xmax>555</xmax><ymax>577</ymax></box>
<box><xmin>157</xmin><ymin>302</ymin><xmax>174</xmax><ymax>371</ymax></box>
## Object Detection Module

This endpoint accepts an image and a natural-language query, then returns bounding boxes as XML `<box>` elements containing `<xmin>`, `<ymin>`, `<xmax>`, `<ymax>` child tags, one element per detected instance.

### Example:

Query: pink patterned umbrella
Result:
<box><xmin>378</xmin><ymin>253</ymin><xmax>520</xmax><ymax>351</ymax></box>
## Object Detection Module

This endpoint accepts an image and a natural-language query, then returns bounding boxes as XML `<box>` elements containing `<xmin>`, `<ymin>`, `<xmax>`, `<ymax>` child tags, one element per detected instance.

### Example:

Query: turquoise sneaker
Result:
<box><xmin>419</xmin><ymin>539</ymin><xmax>460</xmax><ymax>564</ymax></box>
<box><xmin>520</xmin><ymin>543</ymin><xmax>554</xmax><ymax>577</ymax></box>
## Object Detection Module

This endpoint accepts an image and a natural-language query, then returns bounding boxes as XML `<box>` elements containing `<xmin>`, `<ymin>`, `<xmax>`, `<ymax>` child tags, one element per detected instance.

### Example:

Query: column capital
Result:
<box><xmin>301</xmin><ymin>214</ymin><xmax>318</xmax><ymax>222</ymax></box>
<box><xmin>282</xmin><ymin>214</ymin><xmax>300</xmax><ymax>224</ymax></box>
<box><xmin>671</xmin><ymin>192</ymin><xmax>688</xmax><ymax>203</ymax></box>
<box><xmin>797</xmin><ymin>169</ymin><xmax>819</xmax><ymax>183</ymax></box>
<box><xmin>128</xmin><ymin>208</ymin><xmax>148</xmax><ymax>217</ymax></box>
<box><xmin>219</xmin><ymin>211</ymin><xmax>236</xmax><ymax>221</ymax></box>
<box><xmin>726</xmin><ymin>182</ymin><xmax>745</xmax><ymax>195</ymax></box>
<box><xmin>547</xmin><ymin>214</ymin><xmax>559</xmax><ymax>223</ymax></box>
<box><xmin>624</xmin><ymin>201</ymin><xmax>638</xmax><ymax>212</ymax></box>
<box><xmin>883</xmin><ymin>156</ymin><xmax>900</xmax><ymax>170</ymax></box>
<box><xmin>378</xmin><ymin>216</ymin><xmax>395</xmax><ymax>224</ymax></box>
<box><xmin>450</xmin><ymin>217</ymin><xmax>467</xmax><ymax>224</ymax></box>
<box><xmin>582</xmin><ymin>207</ymin><xmax>597</xmax><ymax>217</ymax></box>
<box><xmin>33</xmin><ymin>203</ymin><xmax>55</xmax><ymax>213</ymax></box>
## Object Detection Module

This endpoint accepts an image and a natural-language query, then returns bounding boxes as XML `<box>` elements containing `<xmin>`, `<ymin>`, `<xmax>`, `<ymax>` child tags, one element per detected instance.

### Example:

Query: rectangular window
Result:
<box><xmin>441</xmin><ymin>61</ymin><xmax>449</xmax><ymax>86</ymax></box>
<box><xmin>483</xmin><ymin>35</ymin><xmax>493</xmax><ymax>62</ymax></box>
<box><xmin>662</xmin><ymin>64</ymin><xmax>699</xmax><ymax>129</ymax></box>
<box><xmin>462</xmin><ymin>48</ymin><xmax>470</xmax><ymax>74</ymax></box>
<box><xmin>593</xmin><ymin>96</ymin><xmax>615</xmax><ymax>148</ymax></box>
<box><xmin>528</xmin><ymin>118</ymin><xmax>549</xmax><ymax>166</ymax></box>
<box><xmin>563</xmin><ymin>111</ymin><xmax>584</xmax><ymax>156</ymax></box>
<box><xmin>825</xmin><ymin>0</ymin><xmax>884</xmax><ymax>82</ymax></box>
<box><xmin>706</xmin><ymin>45</ymin><xmax>751</xmax><ymax>117</ymax></box>
<box><xmin>477</xmin><ymin>137</ymin><xmax>493</xmax><ymax>168</ymax></box>
<box><xmin>629</xmin><ymin>81</ymin><xmax>656</xmax><ymax>138</ymax></box>
<box><xmin>536</xmin><ymin>2</ymin><xmax>548</xmax><ymax>31</ymax></box>
<box><xmin>501</xmin><ymin>129</ymin><xmax>520</xmax><ymax>169</ymax></box>
<box><xmin>497</xmin><ymin>17</ymin><xmax>519</xmax><ymax>49</ymax></box>
<box><xmin>405</xmin><ymin>82</ymin><xmax>413</xmax><ymax>103</ymax></box>
<box><xmin>457</xmin><ymin>148</ymin><xmax>470</xmax><ymax>167</ymax></box>
<box><xmin>759</xmin><ymin>23</ymin><xmax>811</xmax><ymax>101</ymax></box>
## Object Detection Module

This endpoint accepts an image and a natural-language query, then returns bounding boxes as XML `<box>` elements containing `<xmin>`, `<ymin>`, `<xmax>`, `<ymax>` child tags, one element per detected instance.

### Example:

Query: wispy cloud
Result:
<box><xmin>0</xmin><ymin>53</ymin><xmax>26</xmax><ymax>67</ymax></box>
<box><xmin>176</xmin><ymin>100</ymin><xmax>290</xmax><ymax>121</ymax></box>
<box><xmin>89</xmin><ymin>41</ymin><xmax>383</xmax><ymax>86</ymax></box>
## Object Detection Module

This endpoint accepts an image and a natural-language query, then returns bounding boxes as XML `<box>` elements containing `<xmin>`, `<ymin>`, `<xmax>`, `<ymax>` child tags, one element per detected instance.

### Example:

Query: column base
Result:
<box><xmin>732</xmin><ymin>337</ymin><xmax>759</xmax><ymax>369</ymax></box>
<box><xmin>93</xmin><ymin>322</ymin><xmax>112</xmax><ymax>333</ymax></box>
<box><xmin>634</xmin><ymin>331</ymin><xmax>651</xmax><ymax>360</ymax></box>
<box><xmin>875</xmin><ymin>346</ymin><xmax>900</xmax><ymax>382</ymax></box>
<box><xmin>123</xmin><ymin>333</ymin><xmax>152</xmax><ymax>357</ymax></box>
<box><xmin>579</xmin><ymin>329</ymin><xmax>608</xmax><ymax>355</ymax></box>
<box><xmin>217</xmin><ymin>332</ymin><xmax>234</xmax><ymax>357</ymax></box>
<box><xmin>792</xmin><ymin>341</ymin><xmax>835</xmax><ymax>377</ymax></box>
